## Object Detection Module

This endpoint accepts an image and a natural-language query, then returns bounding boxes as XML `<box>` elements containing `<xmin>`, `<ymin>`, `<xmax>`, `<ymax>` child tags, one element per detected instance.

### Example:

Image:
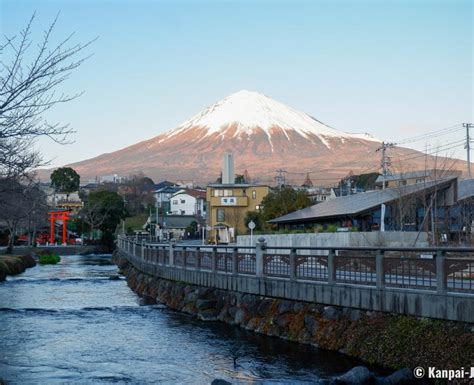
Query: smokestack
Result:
<box><xmin>222</xmin><ymin>153</ymin><xmax>234</xmax><ymax>184</ymax></box>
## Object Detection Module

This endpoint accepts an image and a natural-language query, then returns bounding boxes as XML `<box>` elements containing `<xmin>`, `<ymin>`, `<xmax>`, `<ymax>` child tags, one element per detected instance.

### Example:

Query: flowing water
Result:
<box><xmin>0</xmin><ymin>254</ymin><xmax>375</xmax><ymax>384</ymax></box>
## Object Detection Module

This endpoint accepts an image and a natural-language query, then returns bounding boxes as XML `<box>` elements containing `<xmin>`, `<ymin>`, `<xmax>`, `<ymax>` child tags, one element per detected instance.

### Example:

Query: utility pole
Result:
<box><xmin>376</xmin><ymin>142</ymin><xmax>395</xmax><ymax>231</ymax></box>
<box><xmin>463</xmin><ymin>123</ymin><xmax>473</xmax><ymax>178</ymax></box>
<box><xmin>275</xmin><ymin>169</ymin><xmax>287</xmax><ymax>189</ymax></box>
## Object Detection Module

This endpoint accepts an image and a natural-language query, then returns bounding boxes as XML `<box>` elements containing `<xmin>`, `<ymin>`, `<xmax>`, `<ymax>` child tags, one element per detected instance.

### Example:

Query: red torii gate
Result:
<box><xmin>48</xmin><ymin>210</ymin><xmax>71</xmax><ymax>245</ymax></box>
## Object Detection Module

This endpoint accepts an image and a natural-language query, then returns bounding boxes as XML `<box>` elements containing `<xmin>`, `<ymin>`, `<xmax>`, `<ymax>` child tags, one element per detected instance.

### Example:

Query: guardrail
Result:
<box><xmin>117</xmin><ymin>236</ymin><xmax>474</xmax><ymax>295</ymax></box>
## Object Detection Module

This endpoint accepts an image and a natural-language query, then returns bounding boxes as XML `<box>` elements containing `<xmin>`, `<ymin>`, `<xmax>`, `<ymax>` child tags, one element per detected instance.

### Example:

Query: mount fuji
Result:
<box><xmin>53</xmin><ymin>90</ymin><xmax>463</xmax><ymax>184</ymax></box>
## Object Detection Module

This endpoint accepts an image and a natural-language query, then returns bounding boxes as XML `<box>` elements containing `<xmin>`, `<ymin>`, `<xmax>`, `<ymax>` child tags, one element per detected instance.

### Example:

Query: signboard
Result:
<box><xmin>248</xmin><ymin>220</ymin><xmax>256</xmax><ymax>230</ymax></box>
<box><xmin>220</xmin><ymin>197</ymin><xmax>237</xmax><ymax>206</ymax></box>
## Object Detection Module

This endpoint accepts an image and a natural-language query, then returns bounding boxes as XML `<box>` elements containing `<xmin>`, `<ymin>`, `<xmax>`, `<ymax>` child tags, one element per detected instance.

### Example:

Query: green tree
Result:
<box><xmin>260</xmin><ymin>187</ymin><xmax>312</xmax><ymax>229</ymax></box>
<box><xmin>50</xmin><ymin>167</ymin><xmax>80</xmax><ymax>194</ymax></box>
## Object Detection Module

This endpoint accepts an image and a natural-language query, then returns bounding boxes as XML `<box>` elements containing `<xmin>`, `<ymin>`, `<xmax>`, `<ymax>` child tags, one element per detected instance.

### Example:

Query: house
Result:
<box><xmin>153</xmin><ymin>180</ymin><xmax>179</xmax><ymax>191</ymax></box>
<box><xmin>154</xmin><ymin>186</ymin><xmax>183</xmax><ymax>213</ymax></box>
<box><xmin>446</xmin><ymin>178</ymin><xmax>474</xmax><ymax>242</ymax></box>
<box><xmin>375</xmin><ymin>169</ymin><xmax>462</xmax><ymax>188</ymax></box>
<box><xmin>170</xmin><ymin>189</ymin><xmax>207</xmax><ymax>217</ymax></box>
<box><xmin>206</xmin><ymin>153</ymin><xmax>270</xmax><ymax>243</ymax></box>
<box><xmin>269</xmin><ymin>177</ymin><xmax>458</xmax><ymax>233</ymax></box>
<box><xmin>148</xmin><ymin>214</ymin><xmax>205</xmax><ymax>240</ymax></box>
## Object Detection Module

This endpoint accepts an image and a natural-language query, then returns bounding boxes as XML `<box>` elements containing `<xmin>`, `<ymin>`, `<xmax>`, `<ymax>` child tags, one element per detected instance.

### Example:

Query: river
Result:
<box><xmin>0</xmin><ymin>254</ymin><xmax>373</xmax><ymax>384</ymax></box>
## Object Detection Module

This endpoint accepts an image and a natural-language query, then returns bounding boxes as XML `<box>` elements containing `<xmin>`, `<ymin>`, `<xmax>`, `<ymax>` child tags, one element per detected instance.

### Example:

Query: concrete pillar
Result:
<box><xmin>327</xmin><ymin>249</ymin><xmax>336</xmax><ymax>284</ymax></box>
<box><xmin>256</xmin><ymin>237</ymin><xmax>266</xmax><ymax>277</ymax></box>
<box><xmin>376</xmin><ymin>250</ymin><xmax>384</xmax><ymax>289</ymax></box>
<box><xmin>232</xmin><ymin>248</ymin><xmax>238</xmax><ymax>275</ymax></box>
<box><xmin>169</xmin><ymin>239</ymin><xmax>175</xmax><ymax>267</ymax></box>
<box><xmin>196</xmin><ymin>247</ymin><xmax>201</xmax><ymax>270</ymax></box>
<box><xmin>289</xmin><ymin>248</ymin><xmax>297</xmax><ymax>281</ymax></box>
<box><xmin>436</xmin><ymin>250</ymin><xmax>446</xmax><ymax>294</ymax></box>
<box><xmin>212</xmin><ymin>247</ymin><xmax>217</xmax><ymax>273</ymax></box>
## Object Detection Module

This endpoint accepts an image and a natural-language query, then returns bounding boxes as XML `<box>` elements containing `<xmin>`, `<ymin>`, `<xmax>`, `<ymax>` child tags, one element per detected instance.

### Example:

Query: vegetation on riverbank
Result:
<box><xmin>38</xmin><ymin>253</ymin><xmax>61</xmax><ymax>265</ymax></box>
<box><xmin>0</xmin><ymin>254</ymin><xmax>36</xmax><ymax>281</ymax></box>
<box><xmin>115</xmin><ymin>253</ymin><xmax>474</xmax><ymax>372</ymax></box>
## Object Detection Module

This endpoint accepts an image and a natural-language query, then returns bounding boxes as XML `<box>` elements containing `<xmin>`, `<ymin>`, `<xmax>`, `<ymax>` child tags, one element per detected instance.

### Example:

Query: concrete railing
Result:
<box><xmin>117</xmin><ymin>236</ymin><xmax>474</xmax><ymax>323</ymax></box>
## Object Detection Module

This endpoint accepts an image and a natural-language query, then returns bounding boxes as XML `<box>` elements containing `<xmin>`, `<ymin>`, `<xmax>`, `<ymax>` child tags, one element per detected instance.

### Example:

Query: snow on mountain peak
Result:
<box><xmin>165</xmin><ymin>90</ymin><xmax>378</xmax><ymax>144</ymax></box>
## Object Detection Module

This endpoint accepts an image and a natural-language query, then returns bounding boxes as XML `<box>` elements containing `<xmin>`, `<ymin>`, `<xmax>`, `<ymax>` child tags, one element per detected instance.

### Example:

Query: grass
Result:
<box><xmin>124</xmin><ymin>213</ymin><xmax>149</xmax><ymax>232</ymax></box>
<box><xmin>38</xmin><ymin>253</ymin><xmax>61</xmax><ymax>265</ymax></box>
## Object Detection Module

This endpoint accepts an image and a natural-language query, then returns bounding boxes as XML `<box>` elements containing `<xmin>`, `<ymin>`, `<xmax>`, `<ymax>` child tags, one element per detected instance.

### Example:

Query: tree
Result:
<box><xmin>50</xmin><ymin>167</ymin><xmax>80</xmax><ymax>195</ymax></box>
<box><xmin>120</xmin><ymin>173</ymin><xmax>155</xmax><ymax>215</ymax></box>
<box><xmin>246</xmin><ymin>187</ymin><xmax>312</xmax><ymax>232</ymax></box>
<box><xmin>0</xmin><ymin>14</ymin><xmax>93</xmax><ymax>177</ymax></box>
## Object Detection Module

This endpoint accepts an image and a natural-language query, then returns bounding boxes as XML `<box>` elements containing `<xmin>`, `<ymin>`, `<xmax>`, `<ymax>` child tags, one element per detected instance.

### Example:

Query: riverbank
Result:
<box><xmin>0</xmin><ymin>254</ymin><xmax>36</xmax><ymax>281</ymax></box>
<box><xmin>114</xmin><ymin>252</ymin><xmax>474</xmax><ymax>372</ymax></box>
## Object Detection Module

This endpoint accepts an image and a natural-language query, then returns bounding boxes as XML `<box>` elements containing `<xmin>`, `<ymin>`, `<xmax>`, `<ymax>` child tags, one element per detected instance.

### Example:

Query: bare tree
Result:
<box><xmin>80</xmin><ymin>201</ymin><xmax>108</xmax><ymax>240</ymax></box>
<box><xmin>0</xmin><ymin>13</ymin><xmax>94</xmax><ymax>177</ymax></box>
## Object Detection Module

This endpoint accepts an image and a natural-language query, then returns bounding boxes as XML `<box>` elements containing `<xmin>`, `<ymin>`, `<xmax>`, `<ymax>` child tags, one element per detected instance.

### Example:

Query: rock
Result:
<box><xmin>304</xmin><ymin>314</ymin><xmax>319</xmax><ymax>337</ymax></box>
<box><xmin>381</xmin><ymin>368</ymin><xmax>413</xmax><ymax>385</ymax></box>
<box><xmin>293</xmin><ymin>302</ymin><xmax>306</xmax><ymax>313</ymax></box>
<box><xmin>257</xmin><ymin>299</ymin><xmax>274</xmax><ymax>317</ymax></box>
<box><xmin>109</xmin><ymin>274</ymin><xmax>121</xmax><ymax>280</ymax></box>
<box><xmin>323</xmin><ymin>306</ymin><xmax>341</xmax><ymax>321</ymax></box>
<box><xmin>196</xmin><ymin>299</ymin><xmax>217</xmax><ymax>310</ymax></box>
<box><xmin>274</xmin><ymin>314</ymin><xmax>291</xmax><ymax>328</ymax></box>
<box><xmin>277</xmin><ymin>300</ymin><xmax>293</xmax><ymax>315</ymax></box>
<box><xmin>349</xmin><ymin>310</ymin><xmax>362</xmax><ymax>322</ymax></box>
<box><xmin>211</xmin><ymin>379</ymin><xmax>232</xmax><ymax>385</ymax></box>
<box><xmin>234</xmin><ymin>308</ymin><xmax>248</xmax><ymax>325</ymax></box>
<box><xmin>331</xmin><ymin>366</ymin><xmax>374</xmax><ymax>385</ymax></box>
<box><xmin>197</xmin><ymin>309</ymin><xmax>220</xmax><ymax>321</ymax></box>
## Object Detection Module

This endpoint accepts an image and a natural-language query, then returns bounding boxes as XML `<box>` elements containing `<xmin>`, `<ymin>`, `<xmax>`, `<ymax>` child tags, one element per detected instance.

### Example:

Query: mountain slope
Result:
<box><xmin>51</xmin><ymin>90</ymin><xmax>465</xmax><ymax>184</ymax></box>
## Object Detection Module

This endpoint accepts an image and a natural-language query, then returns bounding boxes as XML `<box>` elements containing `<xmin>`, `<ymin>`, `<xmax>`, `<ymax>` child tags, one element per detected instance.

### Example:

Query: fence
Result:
<box><xmin>117</xmin><ymin>236</ymin><xmax>474</xmax><ymax>322</ymax></box>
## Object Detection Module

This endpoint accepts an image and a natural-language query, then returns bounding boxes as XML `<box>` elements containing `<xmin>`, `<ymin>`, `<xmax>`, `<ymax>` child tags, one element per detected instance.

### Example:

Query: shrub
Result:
<box><xmin>39</xmin><ymin>253</ymin><xmax>61</xmax><ymax>265</ymax></box>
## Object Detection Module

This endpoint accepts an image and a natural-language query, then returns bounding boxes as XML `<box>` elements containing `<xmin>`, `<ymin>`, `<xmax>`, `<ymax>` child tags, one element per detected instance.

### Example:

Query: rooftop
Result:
<box><xmin>269</xmin><ymin>177</ymin><xmax>457</xmax><ymax>224</ymax></box>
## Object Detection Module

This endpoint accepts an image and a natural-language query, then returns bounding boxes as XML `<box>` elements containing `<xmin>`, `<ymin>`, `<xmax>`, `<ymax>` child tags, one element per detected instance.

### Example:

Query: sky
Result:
<box><xmin>1</xmin><ymin>0</ymin><xmax>472</xmax><ymax>168</ymax></box>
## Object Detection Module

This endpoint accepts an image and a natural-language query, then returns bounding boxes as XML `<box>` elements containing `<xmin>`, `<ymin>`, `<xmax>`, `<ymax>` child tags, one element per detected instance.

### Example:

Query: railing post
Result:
<box><xmin>196</xmin><ymin>247</ymin><xmax>201</xmax><ymax>270</ymax></box>
<box><xmin>141</xmin><ymin>240</ymin><xmax>145</xmax><ymax>259</ymax></box>
<box><xmin>169</xmin><ymin>239</ymin><xmax>175</xmax><ymax>267</ymax></box>
<box><xmin>183</xmin><ymin>246</ymin><xmax>187</xmax><ymax>268</ymax></box>
<box><xmin>211</xmin><ymin>247</ymin><xmax>217</xmax><ymax>272</ymax></box>
<box><xmin>436</xmin><ymin>249</ymin><xmax>446</xmax><ymax>294</ymax></box>
<box><xmin>376</xmin><ymin>250</ymin><xmax>384</xmax><ymax>289</ymax></box>
<box><xmin>327</xmin><ymin>249</ymin><xmax>336</xmax><ymax>284</ymax></box>
<box><xmin>232</xmin><ymin>247</ymin><xmax>238</xmax><ymax>275</ymax></box>
<box><xmin>289</xmin><ymin>248</ymin><xmax>297</xmax><ymax>281</ymax></box>
<box><xmin>256</xmin><ymin>237</ymin><xmax>266</xmax><ymax>277</ymax></box>
<box><xmin>133</xmin><ymin>241</ymin><xmax>136</xmax><ymax>257</ymax></box>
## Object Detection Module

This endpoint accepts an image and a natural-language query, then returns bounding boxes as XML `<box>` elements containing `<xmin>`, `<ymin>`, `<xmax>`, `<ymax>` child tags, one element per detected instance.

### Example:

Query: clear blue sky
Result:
<box><xmin>1</xmin><ymin>0</ymin><xmax>472</xmax><ymax>168</ymax></box>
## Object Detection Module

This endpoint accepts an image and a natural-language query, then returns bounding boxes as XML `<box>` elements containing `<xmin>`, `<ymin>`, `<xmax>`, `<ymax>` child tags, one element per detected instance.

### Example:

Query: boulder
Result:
<box><xmin>196</xmin><ymin>299</ymin><xmax>217</xmax><ymax>311</ymax></box>
<box><xmin>234</xmin><ymin>308</ymin><xmax>248</xmax><ymax>325</ymax></box>
<box><xmin>331</xmin><ymin>366</ymin><xmax>374</xmax><ymax>385</ymax></box>
<box><xmin>211</xmin><ymin>379</ymin><xmax>232</xmax><ymax>385</ymax></box>
<box><xmin>323</xmin><ymin>306</ymin><xmax>341</xmax><ymax>321</ymax></box>
<box><xmin>304</xmin><ymin>315</ymin><xmax>319</xmax><ymax>337</ymax></box>
<box><xmin>277</xmin><ymin>300</ymin><xmax>293</xmax><ymax>315</ymax></box>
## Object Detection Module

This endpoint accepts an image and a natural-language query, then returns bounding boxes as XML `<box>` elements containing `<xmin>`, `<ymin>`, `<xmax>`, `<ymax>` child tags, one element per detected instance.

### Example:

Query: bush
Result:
<box><xmin>326</xmin><ymin>224</ymin><xmax>338</xmax><ymax>233</ymax></box>
<box><xmin>39</xmin><ymin>253</ymin><xmax>61</xmax><ymax>265</ymax></box>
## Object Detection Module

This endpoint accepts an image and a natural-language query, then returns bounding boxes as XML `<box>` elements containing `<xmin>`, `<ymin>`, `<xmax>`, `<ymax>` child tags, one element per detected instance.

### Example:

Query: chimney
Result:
<box><xmin>222</xmin><ymin>153</ymin><xmax>234</xmax><ymax>184</ymax></box>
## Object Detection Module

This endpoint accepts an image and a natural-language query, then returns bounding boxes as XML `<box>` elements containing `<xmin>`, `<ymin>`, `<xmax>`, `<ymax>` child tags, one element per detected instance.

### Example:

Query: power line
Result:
<box><xmin>395</xmin><ymin>124</ymin><xmax>464</xmax><ymax>145</ymax></box>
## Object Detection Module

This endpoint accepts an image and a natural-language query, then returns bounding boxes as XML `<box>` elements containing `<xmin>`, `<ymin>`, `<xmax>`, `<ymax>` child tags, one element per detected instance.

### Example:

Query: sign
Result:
<box><xmin>248</xmin><ymin>220</ymin><xmax>256</xmax><ymax>230</ymax></box>
<box><xmin>220</xmin><ymin>197</ymin><xmax>236</xmax><ymax>206</ymax></box>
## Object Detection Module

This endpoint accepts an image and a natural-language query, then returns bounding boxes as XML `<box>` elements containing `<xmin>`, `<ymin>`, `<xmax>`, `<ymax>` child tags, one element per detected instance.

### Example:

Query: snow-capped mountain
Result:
<box><xmin>52</xmin><ymin>90</ymin><xmax>462</xmax><ymax>184</ymax></box>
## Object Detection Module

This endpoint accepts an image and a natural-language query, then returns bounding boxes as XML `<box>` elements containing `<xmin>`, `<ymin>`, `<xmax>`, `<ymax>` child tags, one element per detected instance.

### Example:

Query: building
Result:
<box><xmin>148</xmin><ymin>214</ymin><xmax>205</xmax><ymax>241</ymax></box>
<box><xmin>170</xmin><ymin>189</ymin><xmax>207</xmax><ymax>217</ymax></box>
<box><xmin>375</xmin><ymin>169</ymin><xmax>462</xmax><ymax>189</ymax></box>
<box><xmin>269</xmin><ymin>177</ymin><xmax>458</xmax><ymax>234</ymax></box>
<box><xmin>206</xmin><ymin>153</ymin><xmax>270</xmax><ymax>243</ymax></box>
<box><xmin>154</xmin><ymin>186</ymin><xmax>183</xmax><ymax>213</ymax></box>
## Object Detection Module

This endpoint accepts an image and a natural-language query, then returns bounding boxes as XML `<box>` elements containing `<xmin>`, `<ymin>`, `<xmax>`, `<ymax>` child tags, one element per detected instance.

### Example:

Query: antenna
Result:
<box><xmin>275</xmin><ymin>169</ymin><xmax>287</xmax><ymax>189</ymax></box>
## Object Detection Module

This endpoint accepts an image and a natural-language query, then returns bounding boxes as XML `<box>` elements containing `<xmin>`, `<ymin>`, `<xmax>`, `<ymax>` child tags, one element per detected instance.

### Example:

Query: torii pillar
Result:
<box><xmin>48</xmin><ymin>210</ymin><xmax>71</xmax><ymax>245</ymax></box>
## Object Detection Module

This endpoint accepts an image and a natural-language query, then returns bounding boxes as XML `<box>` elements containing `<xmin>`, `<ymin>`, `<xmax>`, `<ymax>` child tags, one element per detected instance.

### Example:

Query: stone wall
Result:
<box><xmin>114</xmin><ymin>253</ymin><xmax>473</xmax><ymax>371</ymax></box>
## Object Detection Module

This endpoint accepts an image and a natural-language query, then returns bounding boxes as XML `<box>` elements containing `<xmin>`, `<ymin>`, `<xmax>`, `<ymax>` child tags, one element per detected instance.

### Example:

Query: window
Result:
<box><xmin>398</xmin><ymin>180</ymin><xmax>407</xmax><ymax>186</ymax></box>
<box><xmin>217</xmin><ymin>209</ymin><xmax>225</xmax><ymax>222</ymax></box>
<box><xmin>214</xmin><ymin>189</ymin><xmax>233</xmax><ymax>197</ymax></box>
<box><xmin>252</xmin><ymin>190</ymin><xmax>256</xmax><ymax>199</ymax></box>
<box><xmin>416</xmin><ymin>178</ymin><xmax>425</xmax><ymax>184</ymax></box>
<box><xmin>180</xmin><ymin>199</ymin><xmax>185</xmax><ymax>204</ymax></box>
<box><xmin>172</xmin><ymin>200</ymin><xmax>178</xmax><ymax>204</ymax></box>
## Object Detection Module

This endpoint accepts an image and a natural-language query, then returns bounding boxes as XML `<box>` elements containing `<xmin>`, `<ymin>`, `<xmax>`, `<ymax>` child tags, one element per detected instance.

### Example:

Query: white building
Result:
<box><xmin>170</xmin><ymin>189</ymin><xmax>207</xmax><ymax>218</ymax></box>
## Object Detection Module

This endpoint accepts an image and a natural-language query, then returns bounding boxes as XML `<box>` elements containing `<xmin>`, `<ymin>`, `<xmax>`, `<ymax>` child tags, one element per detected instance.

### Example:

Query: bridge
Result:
<box><xmin>117</xmin><ymin>236</ymin><xmax>474</xmax><ymax>323</ymax></box>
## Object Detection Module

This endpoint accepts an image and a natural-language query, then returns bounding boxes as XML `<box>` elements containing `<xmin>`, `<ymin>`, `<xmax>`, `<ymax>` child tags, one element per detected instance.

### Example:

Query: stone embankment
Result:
<box><xmin>0</xmin><ymin>254</ymin><xmax>36</xmax><ymax>281</ymax></box>
<box><xmin>114</xmin><ymin>253</ymin><xmax>473</xmax><ymax>375</ymax></box>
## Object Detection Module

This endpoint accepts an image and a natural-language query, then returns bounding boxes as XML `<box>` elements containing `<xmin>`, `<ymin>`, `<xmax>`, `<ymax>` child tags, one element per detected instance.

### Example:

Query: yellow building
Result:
<box><xmin>206</xmin><ymin>183</ymin><xmax>270</xmax><ymax>243</ymax></box>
